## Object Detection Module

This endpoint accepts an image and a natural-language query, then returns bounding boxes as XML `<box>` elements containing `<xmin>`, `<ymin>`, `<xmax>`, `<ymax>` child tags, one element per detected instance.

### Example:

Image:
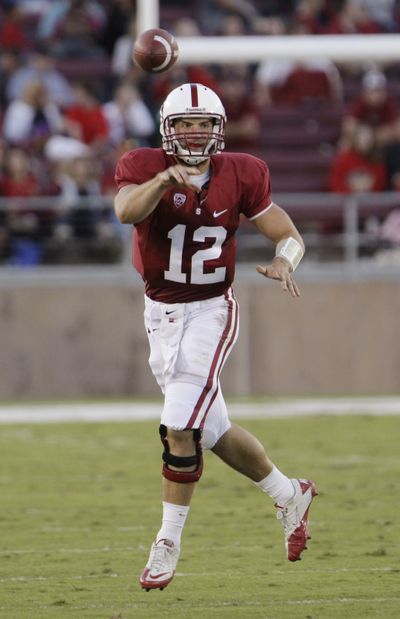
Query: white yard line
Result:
<box><xmin>1</xmin><ymin>597</ymin><xmax>399</xmax><ymax>613</ymax></box>
<box><xmin>0</xmin><ymin>566</ymin><xmax>397</xmax><ymax>583</ymax></box>
<box><xmin>0</xmin><ymin>397</ymin><xmax>400</xmax><ymax>424</ymax></box>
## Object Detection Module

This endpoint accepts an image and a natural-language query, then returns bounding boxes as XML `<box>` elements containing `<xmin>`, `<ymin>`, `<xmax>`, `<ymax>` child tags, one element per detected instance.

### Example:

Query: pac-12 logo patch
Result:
<box><xmin>173</xmin><ymin>193</ymin><xmax>186</xmax><ymax>208</ymax></box>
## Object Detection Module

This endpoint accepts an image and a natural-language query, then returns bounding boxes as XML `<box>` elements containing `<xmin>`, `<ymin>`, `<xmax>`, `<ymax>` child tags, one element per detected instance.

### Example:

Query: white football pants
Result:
<box><xmin>144</xmin><ymin>288</ymin><xmax>239</xmax><ymax>449</ymax></box>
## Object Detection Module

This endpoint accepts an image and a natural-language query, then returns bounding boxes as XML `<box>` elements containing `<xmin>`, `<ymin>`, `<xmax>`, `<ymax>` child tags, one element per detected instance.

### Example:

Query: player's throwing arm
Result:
<box><xmin>114</xmin><ymin>164</ymin><xmax>201</xmax><ymax>225</ymax></box>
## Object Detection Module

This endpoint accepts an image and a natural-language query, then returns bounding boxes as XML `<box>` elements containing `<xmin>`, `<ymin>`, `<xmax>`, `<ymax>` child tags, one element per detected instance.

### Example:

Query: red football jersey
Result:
<box><xmin>115</xmin><ymin>148</ymin><xmax>272</xmax><ymax>303</ymax></box>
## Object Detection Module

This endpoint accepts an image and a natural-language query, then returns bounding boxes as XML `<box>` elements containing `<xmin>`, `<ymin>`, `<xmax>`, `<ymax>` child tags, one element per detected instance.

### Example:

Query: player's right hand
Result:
<box><xmin>157</xmin><ymin>164</ymin><xmax>201</xmax><ymax>192</ymax></box>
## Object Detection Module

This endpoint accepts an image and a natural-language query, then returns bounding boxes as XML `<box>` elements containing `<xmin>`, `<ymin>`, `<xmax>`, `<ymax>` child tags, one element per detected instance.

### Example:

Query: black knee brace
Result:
<box><xmin>159</xmin><ymin>424</ymin><xmax>203</xmax><ymax>483</ymax></box>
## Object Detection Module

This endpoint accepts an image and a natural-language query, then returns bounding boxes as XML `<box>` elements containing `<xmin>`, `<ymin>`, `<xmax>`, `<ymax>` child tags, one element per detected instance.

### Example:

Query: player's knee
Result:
<box><xmin>159</xmin><ymin>424</ymin><xmax>203</xmax><ymax>483</ymax></box>
<box><xmin>166</xmin><ymin>428</ymin><xmax>195</xmax><ymax>453</ymax></box>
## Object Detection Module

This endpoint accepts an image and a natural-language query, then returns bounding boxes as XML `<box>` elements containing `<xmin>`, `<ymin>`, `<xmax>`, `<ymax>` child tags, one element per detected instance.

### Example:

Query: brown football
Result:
<box><xmin>133</xmin><ymin>28</ymin><xmax>179</xmax><ymax>73</ymax></box>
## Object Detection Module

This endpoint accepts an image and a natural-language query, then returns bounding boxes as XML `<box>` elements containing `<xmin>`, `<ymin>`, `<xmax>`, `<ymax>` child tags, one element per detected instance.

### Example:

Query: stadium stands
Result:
<box><xmin>1</xmin><ymin>0</ymin><xmax>400</xmax><ymax>265</ymax></box>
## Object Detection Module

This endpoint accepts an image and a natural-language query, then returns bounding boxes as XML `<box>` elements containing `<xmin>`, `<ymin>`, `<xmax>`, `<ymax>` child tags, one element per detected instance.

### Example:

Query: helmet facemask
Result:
<box><xmin>161</xmin><ymin>113</ymin><xmax>225</xmax><ymax>165</ymax></box>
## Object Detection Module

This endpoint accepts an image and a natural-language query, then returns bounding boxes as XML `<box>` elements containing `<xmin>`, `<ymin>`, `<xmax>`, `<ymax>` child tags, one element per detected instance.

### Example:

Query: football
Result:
<box><xmin>133</xmin><ymin>28</ymin><xmax>179</xmax><ymax>73</ymax></box>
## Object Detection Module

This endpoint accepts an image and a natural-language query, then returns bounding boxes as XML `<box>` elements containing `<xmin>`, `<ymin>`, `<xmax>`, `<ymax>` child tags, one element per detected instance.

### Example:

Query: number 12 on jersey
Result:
<box><xmin>164</xmin><ymin>224</ymin><xmax>227</xmax><ymax>285</ymax></box>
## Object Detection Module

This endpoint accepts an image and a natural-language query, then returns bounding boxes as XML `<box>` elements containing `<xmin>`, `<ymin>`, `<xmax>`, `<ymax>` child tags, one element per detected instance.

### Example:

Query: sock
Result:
<box><xmin>255</xmin><ymin>465</ymin><xmax>295</xmax><ymax>505</ymax></box>
<box><xmin>156</xmin><ymin>502</ymin><xmax>190</xmax><ymax>547</ymax></box>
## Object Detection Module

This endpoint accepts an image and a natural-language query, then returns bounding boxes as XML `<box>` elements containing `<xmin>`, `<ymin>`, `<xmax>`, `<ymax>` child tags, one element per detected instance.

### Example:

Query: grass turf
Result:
<box><xmin>0</xmin><ymin>414</ymin><xmax>399</xmax><ymax>618</ymax></box>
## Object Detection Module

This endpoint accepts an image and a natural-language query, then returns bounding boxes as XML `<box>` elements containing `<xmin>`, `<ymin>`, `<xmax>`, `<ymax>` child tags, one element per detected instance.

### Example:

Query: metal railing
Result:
<box><xmin>240</xmin><ymin>191</ymin><xmax>400</xmax><ymax>264</ymax></box>
<box><xmin>0</xmin><ymin>191</ymin><xmax>399</xmax><ymax>268</ymax></box>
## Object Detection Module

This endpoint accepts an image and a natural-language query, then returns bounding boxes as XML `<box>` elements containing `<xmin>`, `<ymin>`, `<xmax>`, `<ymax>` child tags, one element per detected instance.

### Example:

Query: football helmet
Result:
<box><xmin>160</xmin><ymin>83</ymin><xmax>226</xmax><ymax>165</ymax></box>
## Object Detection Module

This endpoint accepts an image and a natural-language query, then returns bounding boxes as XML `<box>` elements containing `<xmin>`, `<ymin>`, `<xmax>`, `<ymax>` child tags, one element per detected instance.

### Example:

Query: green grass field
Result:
<box><xmin>1</xmin><ymin>413</ymin><xmax>399</xmax><ymax>619</ymax></box>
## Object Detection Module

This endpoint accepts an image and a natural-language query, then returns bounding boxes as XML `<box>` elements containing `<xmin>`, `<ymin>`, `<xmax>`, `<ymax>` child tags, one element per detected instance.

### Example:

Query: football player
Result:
<box><xmin>114</xmin><ymin>83</ymin><xmax>317</xmax><ymax>591</ymax></box>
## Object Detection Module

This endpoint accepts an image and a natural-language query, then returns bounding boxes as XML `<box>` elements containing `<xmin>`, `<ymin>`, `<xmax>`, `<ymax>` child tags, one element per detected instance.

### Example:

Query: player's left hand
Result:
<box><xmin>256</xmin><ymin>257</ymin><xmax>300</xmax><ymax>298</ymax></box>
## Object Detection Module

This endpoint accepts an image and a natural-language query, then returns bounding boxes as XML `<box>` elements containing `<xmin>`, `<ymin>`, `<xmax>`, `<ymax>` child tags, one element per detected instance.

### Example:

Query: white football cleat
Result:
<box><xmin>140</xmin><ymin>538</ymin><xmax>180</xmax><ymax>591</ymax></box>
<box><xmin>275</xmin><ymin>478</ymin><xmax>317</xmax><ymax>561</ymax></box>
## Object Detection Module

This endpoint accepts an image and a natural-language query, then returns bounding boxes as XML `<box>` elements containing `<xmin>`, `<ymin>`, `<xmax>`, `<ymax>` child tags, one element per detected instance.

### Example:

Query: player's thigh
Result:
<box><xmin>162</xmin><ymin>381</ymin><xmax>230</xmax><ymax>450</ymax></box>
<box><xmin>175</xmin><ymin>299</ymin><xmax>238</xmax><ymax>382</ymax></box>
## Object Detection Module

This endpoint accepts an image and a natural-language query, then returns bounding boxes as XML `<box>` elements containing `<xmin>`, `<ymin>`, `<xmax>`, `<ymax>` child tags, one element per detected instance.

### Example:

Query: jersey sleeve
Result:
<box><xmin>114</xmin><ymin>148</ymin><xmax>164</xmax><ymax>190</ymax></box>
<box><xmin>239</xmin><ymin>156</ymin><xmax>273</xmax><ymax>220</ymax></box>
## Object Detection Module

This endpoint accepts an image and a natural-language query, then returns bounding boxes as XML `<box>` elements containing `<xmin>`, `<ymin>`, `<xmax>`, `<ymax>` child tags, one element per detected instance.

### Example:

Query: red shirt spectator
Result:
<box><xmin>255</xmin><ymin>57</ymin><xmax>343</xmax><ymax>107</ymax></box>
<box><xmin>64</xmin><ymin>81</ymin><xmax>108</xmax><ymax>146</ymax></box>
<box><xmin>341</xmin><ymin>71</ymin><xmax>399</xmax><ymax>148</ymax></box>
<box><xmin>347</xmin><ymin>92</ymin><xmax>398</xmax><ymax>128</ymax></box>
<box><xmin>324</xmin><ymin>0</ymin><xmax>381</xmax><ymax>34</ymax></box>
<box><xmin>65</xmin><ymin>104</ymin><xmax>108</xmax><ymax>145</ymax></box>
<box><xmin>1</xmin><ymin>173</ymin><xmax>40</xmax><ymax>197</ymax></box>
<box><xmin>0</xmin><ymin>148</ymin><xmax>40</xmax><ymax>197</ymax></box>
<box><xmin>0</xmin><ymin>147</ymin><xmax>54</xmax><ymax>243</ymax></box>
<box><xmin>0</xmin><ymin>5</ymin><xmax>30</xmax><ymax>50</ymax></box>
<box><xmin>329</xmin><ymin>125</ymin><xmax>387</xmax><ymax>193</ymax></box>
<box><xmin>271</xmin><ymin>66</ymin><xmax>333</xmax><ymax>106</ymax></box>
<box><xmin>329</xmin><ymin>150</ymin><xmax>387</xmax><ymax>193</ymax></box>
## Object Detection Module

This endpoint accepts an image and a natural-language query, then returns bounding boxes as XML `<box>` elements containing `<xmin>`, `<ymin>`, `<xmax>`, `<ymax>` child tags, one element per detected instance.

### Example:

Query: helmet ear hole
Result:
<box><xmin>160</xmin><ymin>83</ymin><xmax>226</xmax><ymax>165</ymax></box>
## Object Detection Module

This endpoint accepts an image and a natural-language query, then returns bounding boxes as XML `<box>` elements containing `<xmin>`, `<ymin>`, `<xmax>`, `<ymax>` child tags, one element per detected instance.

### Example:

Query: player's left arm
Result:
<box><xmin>252</xmin><ymin>202</ymin><xmax>305</xmax><ymax>298</ymax></box>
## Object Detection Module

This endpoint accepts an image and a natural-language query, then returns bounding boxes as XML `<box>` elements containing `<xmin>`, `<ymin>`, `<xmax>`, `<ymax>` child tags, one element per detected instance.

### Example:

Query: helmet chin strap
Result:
<box><xmin>174</xmin><ymin>146</ymin><xmax>209</xmax><ymax>166</ymax></box>
<box><xmin>179</xmin><ymin>155</ymin><xmax>208</xmax><ymax>166</ymax></box>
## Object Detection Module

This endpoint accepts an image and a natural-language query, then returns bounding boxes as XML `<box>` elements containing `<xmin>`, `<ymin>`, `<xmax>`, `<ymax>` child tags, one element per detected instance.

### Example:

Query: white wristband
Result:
<box><xmin>275</xmin><ymin>237</ymin><xmax>304</xmax><ymax>272</ymax></box>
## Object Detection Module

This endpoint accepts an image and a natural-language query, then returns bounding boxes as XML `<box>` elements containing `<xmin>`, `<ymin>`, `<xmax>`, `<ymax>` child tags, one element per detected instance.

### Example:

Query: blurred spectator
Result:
<box><xmin>295</xmin><ymin>0</ymin><xmax>336</xmax><ymax>34</ymax></box>
<box><xmin>256</xmin><ymin>57</ymin><xmax>343</xmax><ymax>107</ymax></box>
<box><xmin>0</xmin><ymin>147</ymin><xmax>56</xmax><ymax>264</ymax></box>
<box><xmin>102</xmin><ymin>81</ymin><xmax>155</xmax><ymax>147</ymax></box>
<box><xmin>173</xmin><ymin>16</ymin><xmax>204</xmax><ymax>37</ymax></box>
<box><xmin>50</xmin><ymin>1</ymin><xmax>107</xmax><ymax>60</ymax></box>
<box><xmin>6</xmin><ymin>44</ymin><xmax>73</xmax><ymax>107</ymax></box>
<box><xmin>9</xmin><ymin>1</ymin><xmax>53</xmax><ymax>15</ymax></box>
<box><xmin>100</xmin><ymin>0</ymin><xmax>135</xmax><ymax>57</ymax></box>
<box><xmin>252</xmin><ymin>13</ymin><xmax>287</xmax><ymax>35</ymax></box>
<box><xmin>52</xmin><ymin>155</ymin><xmax>122</xmax><ymax>263</ymax></box>
<box><xmin>198</xmin><ymin>0</ymin><xmax>259</xmax><ymax>34</ymax></box>
<box><xmin>0</xmin><ymin>2</ymin><xmax>31</xmax><ymax>51</ymax></box>
<box><xmin>55</xmin><ymin>156</ymin><xmax>102</xmax><ymax>237</ymax></box>
<box><xmin>36</xmin><ymin>0</ymin><xmax>106</xmax><ymax>43</ymax></box>
<box><xmin>328</xmin><ymin>124</ymin><xmax>387</xmax><ymax>193</ymax></box>
<box><xmin>0</xmin><ymin>147</ymin><xmax>41</xmax><ymax>198</ymax></box>
<box><xmin>217</xmin><ymin>65</ymin><xmax>261</xmax><ymax>149</ymax></box>
<box><xmin>64</xmin><ymin>80</ymin><xmax>108</xmax><ymax>148</ymax></box>
<box><xmin>111</xmin><ymin>16</ymin><xmax>136</xmax><ymax>78</ymax></box>
<box><xmin>324</xmin><ymin>0</ymin><xmax>381</xmax><ymax>34</ymax></box>
<box><xmin>217</xmin><ymin>12</ymin><xmax>248</xmax><ymax>35</ymax></box>
<box><xmin>340</xmin><ymin>70</ymin><xmax>399</xmax><ymax>149</ymax></box>
<box><xmin>358</xmin><ymin>0</ymin><xmax>398</xmax><ymax>32</ymax></box>
<box><xmin>255</xmin><ymin>18</ymin><xmax>343</xmax><ymax>107</ymax></box>
<box><xmin>0</xmin><ymin>50</ymin><xmax>21</xmax><ymax>109</ymax></box>
<box><xmin>2</xmin><ymin>80</ymin><xmax>64</xmax><ymax>152</ymax></box>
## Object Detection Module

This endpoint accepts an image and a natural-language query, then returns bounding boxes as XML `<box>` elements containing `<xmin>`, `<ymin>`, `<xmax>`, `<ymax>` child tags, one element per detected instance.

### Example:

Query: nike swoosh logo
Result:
<box><xmin>213</xmin><ymin>209</ymin><xmax>228</xmax><ymax>218</ymax></box>
<box><xmin>165</xmin><ymin>310</ymin><xmax>175</xmax><ymax>315</ymax></box>
<box><xmin>149</xmin><ymin>572</ymin><xmax>169</xmax><ymax>579</ymax></box>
